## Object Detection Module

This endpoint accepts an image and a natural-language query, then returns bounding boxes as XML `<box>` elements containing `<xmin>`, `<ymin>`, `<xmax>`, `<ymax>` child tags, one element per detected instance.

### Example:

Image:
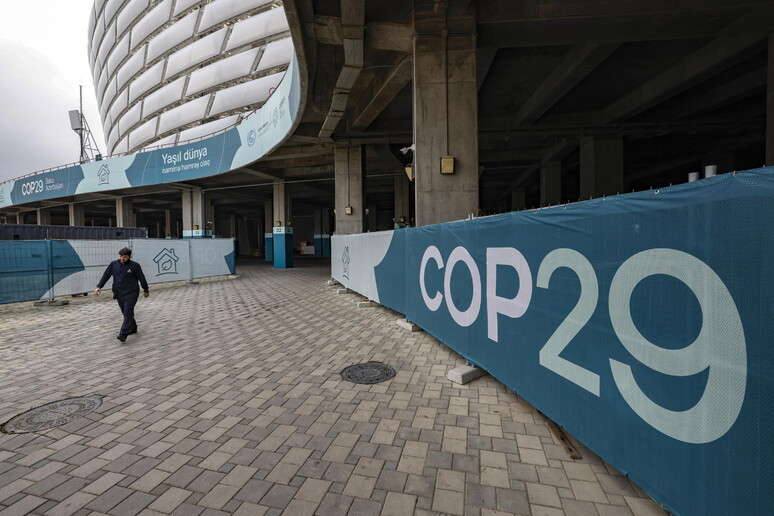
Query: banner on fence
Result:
<box><xmin>0</xmin><ymin>55</ymin><xmax>300</xmax><ymax>210</ymax></box>
<box><xmin>332</xmin><ymin>167</ymin><xmax>774</xmax><ymax>516</ymax></box>
<box><xmin>0</xmin><ymin>238</ymin><xmax>235</xmax><ymax>305</ymax></box>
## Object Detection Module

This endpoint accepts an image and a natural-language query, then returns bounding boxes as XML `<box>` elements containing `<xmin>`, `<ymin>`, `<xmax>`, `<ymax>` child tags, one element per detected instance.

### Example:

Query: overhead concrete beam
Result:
<box><xmin>667</xmin><ymin>68</ymin><xmax>766</xmax><ymax>121</ymax></box>
<box><xmin>477</xmin><ymin>48</ymin><xmax>497</xmax><ymax>92</ymax></box>
<box><xmin>351</xmin><ymin>56</ymin><xmax>413</xmax><ymax>131</ymax></box>
<box><xmin>514</xmin><ymin>43</ymin><xmax>619</xmax><ymax>126</ymax></box>
<box><xmin>600</xmin><ymin>9</ymin><xmax>773</xmax><ymax>123</ymax></box>
<box><xmin>318</xmin><ymin>0</ymin><xmax>365</xmax><ymax>139</ymax></box>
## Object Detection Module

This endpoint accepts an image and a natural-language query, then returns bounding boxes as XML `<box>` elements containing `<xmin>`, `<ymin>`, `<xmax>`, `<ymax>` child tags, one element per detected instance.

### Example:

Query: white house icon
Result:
<box><xmin>153</xmin><ymin>248</ymin><xmax>179</xmax><ymax>276</ymax></box>
<box><xmin>97</xmin><ymin>164</ymin><xmax>110</xmax><ymax>185</ymax></box>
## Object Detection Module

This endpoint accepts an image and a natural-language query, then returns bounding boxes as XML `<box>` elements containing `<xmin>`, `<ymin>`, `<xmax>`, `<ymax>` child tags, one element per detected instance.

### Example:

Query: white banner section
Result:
<box><xmin>44</xmin><ymin>238</ymin><xmax>234</xmax><ymax>299</ymax></box>
<box><xmin>331</xmin><ymin>231</ymin><xmax>394</xmax><ymax>303</ymax></box>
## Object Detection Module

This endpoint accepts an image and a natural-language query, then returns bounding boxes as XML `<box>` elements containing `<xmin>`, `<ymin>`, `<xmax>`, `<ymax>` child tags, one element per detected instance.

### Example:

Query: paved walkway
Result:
<box><xmin>0</xmin><ymin>258</ymin><xmax>666</xmax><ymax>516</ymax></box>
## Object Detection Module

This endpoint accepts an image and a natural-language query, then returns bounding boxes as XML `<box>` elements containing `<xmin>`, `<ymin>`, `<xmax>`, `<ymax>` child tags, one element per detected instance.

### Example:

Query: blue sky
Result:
<box><xmin>0</xmin><ymin>1</ymin><xmax>106</xmax><ymax>183</ymax></box>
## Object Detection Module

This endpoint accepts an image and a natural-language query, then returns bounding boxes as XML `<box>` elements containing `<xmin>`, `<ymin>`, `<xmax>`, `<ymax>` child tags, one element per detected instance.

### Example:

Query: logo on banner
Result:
<box><xmin>272</xmin><ymin>106</ymin><xmax>279</xmax><ymax>127</ymax></box>
<box><xmin>342</xmin><ymin>246</ymin><xmax>350</xmax><ymax>280</ymax></box>
<box><xmin>97</xmin><ymin>164</ymin><xmax>110</xmax><ymax>185</ymax></box>
<box><xmin>247</xmin><ymin>129</ymin><xmax>256</xmax><ymax>147</ymax></box>
<box><xmin>153</xmin><ymin>248</ymin><xmax>180</xmax><ymax>276</ymax></box>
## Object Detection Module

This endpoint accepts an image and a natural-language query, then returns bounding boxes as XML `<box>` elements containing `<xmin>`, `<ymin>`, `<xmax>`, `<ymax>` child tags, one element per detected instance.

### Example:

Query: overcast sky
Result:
<box><xmin>0</xmin><ymin>1</ymin><xmax>106</xmax><ymax>183</ymax></box>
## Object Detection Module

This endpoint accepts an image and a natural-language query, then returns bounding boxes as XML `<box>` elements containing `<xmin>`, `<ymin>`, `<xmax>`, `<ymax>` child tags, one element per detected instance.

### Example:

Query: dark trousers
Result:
<box><xmin>116</xmin><ymin>292</ymin><xmax>139</xmax><ymax>336</ymax></box>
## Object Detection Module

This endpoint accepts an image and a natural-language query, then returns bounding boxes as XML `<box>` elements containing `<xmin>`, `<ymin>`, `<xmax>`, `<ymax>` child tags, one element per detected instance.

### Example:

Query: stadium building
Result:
<box><xmin>89</xmin><ymin>0</ymin><xmax>293</xmax><ymax>155</ymax></box>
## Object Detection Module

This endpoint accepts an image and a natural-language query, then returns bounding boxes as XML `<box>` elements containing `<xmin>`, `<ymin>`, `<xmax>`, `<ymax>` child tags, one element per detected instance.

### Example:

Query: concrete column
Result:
<box><xmin>394</xmin><ymin>174</ymin><xmax>410</xmax><ymax>226</ymax></box>
<box><xmin>181</xmin><ymin>187</ymin><xmax>204</xmax><ymax>238</ymax></box>
<box><xmin>580</xmin><ymin>136</ymin><xmax>623</xmax><ymax>200</ymax></box>
<box><xmin>511</xmin><ymin>188</ymin><xmax>526</xmax><ymax>211</ymax></box>
<box><xmin>334</xmin><ymin>144</ymin><xmax>365</xmax><ymax>234</ymax></box>
<box><xmin>314</xmin><ymin>208</ymin><xmax>331</xmax><ymax>256</ymax></box>
<box><xmin>540</xmin><ymin>160</ymin><xmax>562</xmax><ymax>206</ymax></box>
<box><xmin>237</xmin><ymin>218</ymin><xmax>251</xmax><ymax>256</ymax></box>
<box><xmin>15</xmin><ymin>212</ymin><xmax>24</xmax><ymax>224</ymax></box>
<box><xmin>703</xmin><ymin>154</ymin><xmax>735</xmax><ymax>175</ymax></box>
<box><xmin>164</xmin><ymin>210</ymin><xmax>172</xmax><ymax>238</ymax></box>
<box><xmin>116</xmin><ymin>197</ymin><xmax>133</xmax><ymax>227</ymax></box>
<box><xmin>206</xmin><ymin>198</ymin><xmax>215</xmax><ymax>237</ymax></box>
<box><xmin>229</xmin><ymin>214</ymin><xmax>237</xmax><ymax>239</ymax></box>
<box><xmin>413</xmin><ymin>2</ymin><xmax>478</xmax><ymax>225</ymax></box>
<box><xmin>36</xmin><ymin>208</ymin><xmax>51</xmax><ymax>225</ymax></box>
<box><xmin>367</xmin><ymin>205</ymin><xmax>377</xmax><ymax>231</ymax></box>
<box><xmin>767</xmin><ymin>34</ymin><xmax>774</xmax><ymax>165</ymax></box>
<box><xmin>264</xmin><ymin>202</ymin><xmax>273</xmax><ymax>261</ymax></box>
<box><xmin>272</xmin><ymin>182</ymin><xmax>293</xmax><ymax>268</ymax></box>
<box><xmin>68</xmin><ymin>203</ymin><xmax>85</xmax><ymax>226</ymax></box>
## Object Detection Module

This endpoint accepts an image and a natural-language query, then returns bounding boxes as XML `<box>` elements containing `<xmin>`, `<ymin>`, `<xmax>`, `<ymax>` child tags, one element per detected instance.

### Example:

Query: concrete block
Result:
<box><xmin>447</xmin><ymin>365</ymin><xmax>484</xmax><ymax>385</ymax></box>
<box><xmin>357</xmin><ymin>300</ymin><xmax>377</xmax><ymax>308</ymax></box>
<box><xmin>327</xmin><ymin>279</ymin><xmax>340</xmax><ymax>286</ymax></box>
<box><xmin>396</xmin><ymin>319</ymin><xmax>421</xmax><ymax>332</ymax></box>
<box><xmin>336</xmin><ymin>288</ymin><xmax>349</xmax><ymax>294</ymax></box>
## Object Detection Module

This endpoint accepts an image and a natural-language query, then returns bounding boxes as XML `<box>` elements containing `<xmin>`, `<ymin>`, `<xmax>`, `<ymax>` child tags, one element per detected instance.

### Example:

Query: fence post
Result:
<box><xmin>47</xmin><ymin>239</ymin><xmax>54</xmax><ymax>301</ymax></box>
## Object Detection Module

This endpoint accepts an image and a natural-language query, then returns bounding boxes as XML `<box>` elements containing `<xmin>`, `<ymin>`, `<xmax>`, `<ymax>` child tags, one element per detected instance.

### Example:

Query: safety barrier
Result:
<box><xmin>332</xmin><ymin>166</ymin><xmax>774</xmax><ymax>516</ymax></box>
<box><xmin>0</xmin><ymin>238</ymin><xmax>235</xmax><ymax>305</ymax></box>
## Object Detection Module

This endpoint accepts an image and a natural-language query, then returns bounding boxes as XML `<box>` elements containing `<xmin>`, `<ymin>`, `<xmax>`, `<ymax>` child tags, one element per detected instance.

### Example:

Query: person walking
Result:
<box><xmin>94</xmin><ymin>247</ymin><xmax>150</xmax><ymax>342</ymax></box>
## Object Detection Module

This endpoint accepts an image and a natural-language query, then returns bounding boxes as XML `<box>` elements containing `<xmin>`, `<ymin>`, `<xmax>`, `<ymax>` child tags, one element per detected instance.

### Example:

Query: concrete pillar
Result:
<box><xmin>36</xmin><ymin>208</ymin><xmax>51</xmax><ymax>225</ymax></box>
<box><xmin>229</xmin><ymin>214</ymin><xmax>237</xmax><ymax>239</ymax></box>
<box><xmin>367</xmin><ymin>205</ymin><xmax>377</xmax><ymax>231</ymax></box>
<box><xmin>540</xmin><ymin>160</ymin><xmax>562</xmax><ymax>206</ymax></box>
<box><xmin>116</xmin><ymin>197</ymin><xmax>133</xmax><ymax>227</ymax></box>
<box><xmin>164</xmin><ymin>210</ymin><xmax>172</xmax><ymax>238</ymax></box>
<box><xmin>767</xmin><ymin>34</ymin><xmax>774</xmax><ymax>166</ymax></box>
<box><xmin>264</xmin><ymin>202</ymin><xmax>273</xmax><ymax>261</ymax></box>
<box><xmin>313</xmin><ymin>208</ymin><xmax>332</xmax><ymax>257</ymax></box>
<box><xmin>236</xmin><ymin>218</ymin><xmax>250</xmax><ymax>255</ymax></box>
<box><xmin>703</xmin><ymin>154</ymin><xmax>735</xmax><ymax>175</ymax></box>
<box><xmin>272</xmin><ymin>182</ymin><xmax>293</xmax><ymax>268</ymax></box>
<box><xmin>394</xmin><ymin>174</ymin><xmax>410</xmax><ymax>226</ymax></box>
<box><xmin>413</xmin><ymin>1</ymin><xmax>478</xmax><ymax>225</ymax></box>
<box><xmin>334</xmin><ymin>144</ymin><xmax>365</xmax><ymax>234</ymax></box>
<box><xmin>511</xmin><ymin>188</ymin><xmax>526</xmax><ymax>211</ymax></box>
<box><xmin>182</xmin><ymin>187</ymin><xmax>204</xmax><ymax>238</ymax></box>
<box><xmin>15</xmin><ymin>212</ymin><xmax>24</xmax><ymax>224</ymax></box>
<box><xmin>206</xmin><ymin>198</ymin><xmax>215</xmax><ymax>237</ymax></box>
<box><xmin>580</xmin><ymin>136</ymin><xmax>623</xmax><ymax>200</ymax></box>
<box><xmin>68</xmin><ymin>203</ymin><xmax>85</xmax><ymax>226</ymax></box>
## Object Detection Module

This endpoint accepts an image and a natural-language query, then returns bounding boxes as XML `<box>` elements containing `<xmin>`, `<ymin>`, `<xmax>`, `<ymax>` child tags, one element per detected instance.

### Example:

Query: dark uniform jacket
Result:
<box><xmin>97</xmin><ymin>259</ymin><xmax>150</xmax><ymax>297</ymax></box>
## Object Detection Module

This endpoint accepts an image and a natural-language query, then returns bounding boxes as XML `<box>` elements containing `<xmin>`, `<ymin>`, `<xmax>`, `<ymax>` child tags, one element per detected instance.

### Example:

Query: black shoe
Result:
<box><xmin>127</xmin><ymin>329</ymin><xmax>137</xmax><ymax>335</ymax></box>
<box><xmin>117</xmin><ymin>334</ymin><xmax>127</xmax><ymax>342</ymax></box>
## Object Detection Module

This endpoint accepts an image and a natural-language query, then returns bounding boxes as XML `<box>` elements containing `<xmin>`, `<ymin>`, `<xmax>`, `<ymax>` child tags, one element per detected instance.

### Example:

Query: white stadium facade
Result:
<box><xmin>89</xmin><ymin>0</ymin><xmax>293</xmax><ymax>156</ymax></box>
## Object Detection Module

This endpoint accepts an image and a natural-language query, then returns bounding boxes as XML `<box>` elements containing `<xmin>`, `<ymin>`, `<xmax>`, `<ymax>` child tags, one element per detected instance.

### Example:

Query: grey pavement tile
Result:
<box><xmin>85</xmin><ymin>485</ymin><xmax>134</xmax><ymax>513</ymax></box>
<box><xmin>0</xmin><ymin>262</ymin><xmax>667</xmax><ymax>516</ymax></box>
<box><xmin>259</xmin><ymin>484</ymin><xmax>297</xmax><ymax>508</ymax></box>
<box><xmin>39</xmin><ymin>478</ymin><xmax>91</xmax><ymax>503</ymax></box>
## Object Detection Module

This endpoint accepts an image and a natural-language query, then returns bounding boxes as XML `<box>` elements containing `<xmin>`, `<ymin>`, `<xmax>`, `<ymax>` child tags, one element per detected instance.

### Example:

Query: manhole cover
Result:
<box><xmin>341</xmin><ymin>362</ymin><xmax>396</xmax><ymax>384</ymax></box>
<box><xmin>0</xmin><ymin>395</ymin><xmax>104</xmax><ymax>434</ymax></box>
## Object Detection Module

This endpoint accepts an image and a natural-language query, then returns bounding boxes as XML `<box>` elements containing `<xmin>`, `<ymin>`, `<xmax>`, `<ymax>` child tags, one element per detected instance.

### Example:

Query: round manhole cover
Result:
<box><xmin>341</xmin><ymin>362</ymin><xmax>396</xmax><ymax>384</ymax></box>
<box><xmin>0</xmin><ymin>395</ymin><xmax>104</xmax><ymax>434</ymax></box>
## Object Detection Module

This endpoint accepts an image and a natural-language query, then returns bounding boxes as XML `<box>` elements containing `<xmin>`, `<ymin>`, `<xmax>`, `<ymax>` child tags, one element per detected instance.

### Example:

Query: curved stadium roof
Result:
<box><xmin>88</xmin><ymin>0</ymin><xmax>293</xmax><ymax>155</ymax></box>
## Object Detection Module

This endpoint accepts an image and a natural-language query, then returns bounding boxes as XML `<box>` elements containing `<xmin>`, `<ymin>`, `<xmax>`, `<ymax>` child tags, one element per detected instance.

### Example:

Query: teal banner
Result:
<box><xmin>0</xmin><ymin>55</ymin><xmax>301</xmax><ymax>209</ymax></box>
<box><xmin>334</xmin><ymin>166</ymin><xmax>774</xmax><ymax>516</ymax></box>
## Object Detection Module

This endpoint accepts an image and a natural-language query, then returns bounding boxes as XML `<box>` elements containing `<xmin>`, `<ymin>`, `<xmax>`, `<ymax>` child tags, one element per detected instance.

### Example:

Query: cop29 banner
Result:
<box><xmin>0</xmin><ymin>238</ymin><xmax>235</xmax><ymax>305</ymax></box>
<box><xmin>332</xmin><ymin>167</ymin><xmax>774</xmax><ymax>516</ymax></box>
<box><xmin>0</xmin><ymin>55</ymin><xmax>300</xmax><ymax>209</ymax></box>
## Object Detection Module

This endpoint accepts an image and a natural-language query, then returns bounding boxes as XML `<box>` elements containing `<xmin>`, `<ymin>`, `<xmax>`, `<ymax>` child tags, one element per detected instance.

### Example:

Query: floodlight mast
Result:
<box><xmin>69</xmin><ymin>85</ymin><xmax>101</xmax><ymax>163</ymax></box>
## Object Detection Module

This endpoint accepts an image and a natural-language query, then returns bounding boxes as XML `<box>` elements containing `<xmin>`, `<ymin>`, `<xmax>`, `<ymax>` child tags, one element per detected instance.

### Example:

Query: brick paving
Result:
<box><xmin>0</xmin><ymin>257</ymin><xmax>667</xmax><ymax>516</ymax></box>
